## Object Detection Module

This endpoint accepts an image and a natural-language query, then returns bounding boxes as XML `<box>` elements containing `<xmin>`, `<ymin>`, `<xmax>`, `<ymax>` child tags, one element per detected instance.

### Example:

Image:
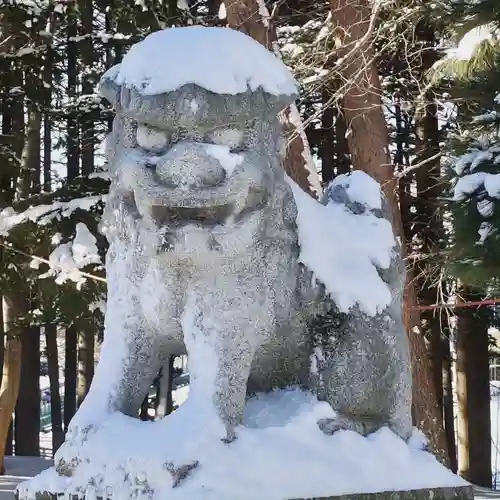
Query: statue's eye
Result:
<box><xmin>207</xmin><ymin>127</ymin><xmax>244</xmax><ymax>151</ymax></box>
<box><xmin>136</xmin><ymin>124</ymin><xmax>168</xmax><ymax>153</ymax></box>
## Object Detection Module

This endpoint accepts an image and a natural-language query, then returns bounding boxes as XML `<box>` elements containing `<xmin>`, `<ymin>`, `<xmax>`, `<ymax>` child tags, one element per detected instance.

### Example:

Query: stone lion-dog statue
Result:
<box><xmin>54</xmin><ymin>26</ymin><xmax>412</xmax><ymax>481</ymax></box>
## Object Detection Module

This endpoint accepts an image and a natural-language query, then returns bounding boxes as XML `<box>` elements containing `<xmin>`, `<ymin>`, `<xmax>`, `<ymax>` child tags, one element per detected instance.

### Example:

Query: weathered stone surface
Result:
<box><xmin>296</xmin><ymin>486</ymin><xmax>474</xmax><ymax>499</ymax></box>
<box><xmin>16</xmin><ymin>486</ymin><xmax>474</xmax><ymax>500</ymax></box>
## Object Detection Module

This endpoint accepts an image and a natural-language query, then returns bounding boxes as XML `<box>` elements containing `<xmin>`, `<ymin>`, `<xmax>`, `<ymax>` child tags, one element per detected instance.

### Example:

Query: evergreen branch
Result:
<box><xmin>0</xmin><ymin>241</ymin><xmax>106</xmax><ymax>284</ymax></box>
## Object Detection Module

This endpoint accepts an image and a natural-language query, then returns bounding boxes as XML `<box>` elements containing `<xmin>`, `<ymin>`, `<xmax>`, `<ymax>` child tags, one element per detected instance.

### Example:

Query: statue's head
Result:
<box><xmin>100</xmin><ymin>27</ymin><xmax>298</xmax><ymax>251</ymax></box>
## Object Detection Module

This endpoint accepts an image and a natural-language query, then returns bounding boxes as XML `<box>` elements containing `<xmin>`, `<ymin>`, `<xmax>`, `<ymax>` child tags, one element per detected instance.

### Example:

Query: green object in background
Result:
<box><xmin>39</xmin><ymin>396</ymin><xmax>64</xmax><ymax>433</ymax></box>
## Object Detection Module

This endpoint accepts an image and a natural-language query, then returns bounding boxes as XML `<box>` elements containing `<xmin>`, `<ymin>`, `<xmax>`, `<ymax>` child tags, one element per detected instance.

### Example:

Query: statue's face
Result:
<box><xmin>111</xmin><ymin>111</ymin><xmax>275</xmax><ymax>232</ymax></box>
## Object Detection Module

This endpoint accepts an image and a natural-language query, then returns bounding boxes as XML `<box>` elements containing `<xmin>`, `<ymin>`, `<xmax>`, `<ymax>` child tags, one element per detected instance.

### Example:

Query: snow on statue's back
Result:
<box><xmin>17</xmin><ymin>26</ymin><xmax>472</xmax><ymax>500</ymax></box>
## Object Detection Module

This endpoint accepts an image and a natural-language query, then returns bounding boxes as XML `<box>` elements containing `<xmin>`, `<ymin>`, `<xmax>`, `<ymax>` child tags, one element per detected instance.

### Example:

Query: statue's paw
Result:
<box><xmin>54</xmin><ymin>422</ymin><xmax>100</xmax><ymax>477</ymax></box>
<box><xmin>164</xmin><ymin>460</ymin><xmax>199</xmax><ymax>488</ymax></box>
<box><xmin>318</xmin><ymin>416</ymin><xmax>381</xmax><ymax>436</ymax></box>
<box><xmin>221</xmin><ymin>424</ymin><xmax>237</xmax><ymax>444</ymax></box>
<box><xmin>56</xmin><ymin>456</ymin><xmax>82</xmax><ymax>477</ymax></box>
<box><xmin>317</xmin><ymin>417</ymin><xmax>347</xmax><ymax>435</ymax></box>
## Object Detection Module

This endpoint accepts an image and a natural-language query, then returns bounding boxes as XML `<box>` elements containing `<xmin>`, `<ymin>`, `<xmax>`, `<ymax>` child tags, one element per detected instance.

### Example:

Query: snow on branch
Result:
<box><xmin>0</xmin><ymin>239</ymin><xmax>106</xmax><ymax>286</ymax></box>
<box><xmin>0</xmin><ymin>195</ymin><xmax>105</xmax><ymax>237</ymax></box>
<box><xmin>38</xmin><ymin>223</ymin><xmax>104</xmax><ymax>289</ymax></box>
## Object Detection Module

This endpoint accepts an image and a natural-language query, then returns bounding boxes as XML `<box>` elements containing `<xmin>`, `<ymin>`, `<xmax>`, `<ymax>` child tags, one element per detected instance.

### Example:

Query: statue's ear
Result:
<box><xmin>99</xmin><ymin>64</ymin><xmax>122</xmax><ymax>111</ymax></box>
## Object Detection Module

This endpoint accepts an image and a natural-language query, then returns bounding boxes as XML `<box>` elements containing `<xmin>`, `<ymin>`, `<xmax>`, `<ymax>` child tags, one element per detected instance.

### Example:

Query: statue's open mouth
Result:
<box><xmin>151</xmin><ymin>204</ymin><xmax>234</xmax><ymax>227</ymax></box>
<box><xmin>131</xmin><ymin>163</ymin><xmax>267</xmax><ymax>229</ymax></box>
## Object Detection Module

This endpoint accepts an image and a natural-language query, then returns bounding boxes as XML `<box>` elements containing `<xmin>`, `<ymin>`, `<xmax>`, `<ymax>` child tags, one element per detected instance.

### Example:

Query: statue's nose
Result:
<box><xmin>155</xmin><ymin>142</ymin><xmax>227</xmax><ymax>189</ymax></box>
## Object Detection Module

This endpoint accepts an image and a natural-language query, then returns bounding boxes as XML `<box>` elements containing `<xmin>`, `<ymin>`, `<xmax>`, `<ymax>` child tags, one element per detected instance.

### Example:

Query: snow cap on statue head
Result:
<box><xmin>99</xmin><ymin>26</ymin><xmax>298</xmax><ymax>129</ymax></box>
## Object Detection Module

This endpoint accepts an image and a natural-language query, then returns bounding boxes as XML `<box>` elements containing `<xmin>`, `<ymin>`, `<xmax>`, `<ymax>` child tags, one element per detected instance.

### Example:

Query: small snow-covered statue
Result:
<box><xmin>18</xmin><ymin>26</ymin><xmax>413</xmax><ymax>497</ymax></box>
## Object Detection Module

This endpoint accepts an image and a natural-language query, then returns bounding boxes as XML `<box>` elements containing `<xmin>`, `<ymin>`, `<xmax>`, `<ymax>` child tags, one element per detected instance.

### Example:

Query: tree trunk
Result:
<box><xmin>78</xmin><ymin>0</ymin><xmax>95</xmax><ymax>177</ymax></box>
<box><xmin>412</xmin><ymin>96</ymin><xmax>448</xmax><ymax>463</ymax></box>
<box><xmin>66</xmin><ymin>4</ymin><xmax>79</xmax><ymax>181</ymax></box>
<box><xmin>64</xmin><ymin>326</ymin><xmax>78</xmax><ymax>432</ymax></box>
<box><xmin>11</xmin><ymin>59</ymin><xmax>43</xmax><ymax>456</ymax></box>
<box><xmin>43</xmin><ymin>114</ymin><xmax>52</xmax><ymax>192</ymax></box>
<box><xmin>404</xmin><ymin>283</ymin><xmax>448</xmax><ymax>464</ymax></box>
<box><xmin>395</xmin><ymin>100</ymin><xmax>414</xmax><ymax>246</ymax></box>
<box><xmin>0</xmin><ymin>57</ymin><xmax>14</xmax><ymax>206</ymax></box>
<box><xmin>9</xmin><ymin>59</ymin><xmax>24</xmax><ymax>199</ymax></box>
<box><xmin>42</xmin><ymin>34</ymin><xmax>53</xmax><ymax>192</ymax></box>
<box><xmin>18</xmin><ymin>106</ymin><xmax>42</xmax><ymax>197</ymax></box>
<box><xmin>414</xmin><ymin>99</ymin><xmax>443</xmax><ymax>409</ymax></box>
<box><xmin>15</xmin><ymin>326</ymin><xmax>40</xmax><ymax>456</ymax></box>
<box><xmin>413</xmin><ymin>18</ymin><xmax>446</xmax><ymax>421</ymax></box>
<box><xmin>0</xmin><ymin>297</ymin><xmax>5</xmax><ymax>387</ymax></box>
<box><xmin>77</xmin><ymin>329</ymin><xmax>94</xmax><ymax>407</ymax></box>
<box><xmin>0</xmin><ymin>59</ymin><xmax>15</xmax><ymax>469</ymax></box>
<box><xmin>224</xmin><ymin>0</ymin><xmax>321</xmax><ymax>196</ymax></box>
<box><xmin>329</xmin><ymin>0</ymin><xmax>397</xmax><ymax>216</ymax></box>
<box><xmin>320</xmin><ymin>88</ymin><xmax>335</xmax><ymax>185</ymax></box>
<box><xmin>75</xmin><ymin>0</ymin><xmax>96</xmax><ymax>409</ymax></box>
<box><xmin>456</xmin><ymin>287</ymin><xmax>492</xmax><ymax>487</ymax></box>
<box><xmin>443</xmin><ymin>335</ymin><xmax>457</xmax><ymax>473</ymax></box>
<box><xmin>5</xmin><ymin>422</ymin><xmax>13</xmax><ymax>457</ymax></box>
<box><xmin>0</xmin><ymin>90</ymin><xmax>20</xmax><ymax>463</ymax></box>
<box><xmin>333</xmin><ymin>109</ymin><xmax>351</xmax><ymax>176</ymax></box>
<box><xmin>0</xmin><ymin>298</ymin><xmax>21</xmax><ymax>474</ymax></box>
<box><xmin>329</xmin><ymin>0</ymin><xmax>448</xmax><ymax>463</ymax></box>
<box><xmin>0</xmin><ymin>25</ymin><xmax>40</xmax><ymax>459</ymax></box>
<box><xmin>45</xmin><ymin>324</ymin><xmax>63</xmax><ymax>453</ymax></box>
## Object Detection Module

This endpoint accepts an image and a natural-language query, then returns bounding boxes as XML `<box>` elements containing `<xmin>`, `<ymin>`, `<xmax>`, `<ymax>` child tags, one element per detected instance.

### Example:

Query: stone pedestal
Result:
<box><xmin>16</xmin><ymin>485</ymin><xmax>474</xmax><ymax>500</ymax></box>
<box><xmin>294</xmin><ymin>485</ymin><xmax>474</xmax><ymax>499</ymax></box>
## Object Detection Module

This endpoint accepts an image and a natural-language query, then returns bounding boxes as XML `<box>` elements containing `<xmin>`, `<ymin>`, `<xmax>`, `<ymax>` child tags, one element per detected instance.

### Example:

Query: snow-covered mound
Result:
<box><xmin>104</xmin><ymin>26</ymin><xmax>297</xmax><ymax>97</ymax></box>
<box><xmin>17</xmin><ymin>389</ymin><xmax>466</xmax><ymax>500</ymax></box>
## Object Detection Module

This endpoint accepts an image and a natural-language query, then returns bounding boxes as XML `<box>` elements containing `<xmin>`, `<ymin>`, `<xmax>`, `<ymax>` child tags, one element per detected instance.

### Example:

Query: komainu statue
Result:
<box><xmin>17</xmin><ymin>26</ymin><xmax>422</xmax><ymax>500</ymax></box>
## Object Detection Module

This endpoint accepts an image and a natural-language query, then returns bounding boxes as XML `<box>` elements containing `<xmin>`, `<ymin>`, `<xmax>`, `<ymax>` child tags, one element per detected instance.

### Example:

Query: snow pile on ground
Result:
<box><xmin>288</xmin><ymin>172</ymin><xmax>395</xmax><ymax>316</ymax></box>
<box><xmin>104</xmin><ymin>26</ymin><xmax>297</xmax><ymax>97</ymax></box>
<box><xmin>17</xmin><ymin>388</ymin><xmax>466</xmax><ymax>500</ymax></box>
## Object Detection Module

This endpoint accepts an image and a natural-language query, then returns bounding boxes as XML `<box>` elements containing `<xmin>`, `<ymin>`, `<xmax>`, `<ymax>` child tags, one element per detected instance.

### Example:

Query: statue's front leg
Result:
<box><xmin>214</xmin><ymin>337</ymin><xmax>255</xmax><ymax>443</ymax></box>
<box><xmin>55</xmin><ymin>279</ymin><xmax>176</xmax><ymax>475</ymax></box>
<box><xmin>56</xmin><ymin>334</ymin><xmax>168</xmax><ymax>474</ymax></box>
<box><xmin>64</xmin><ymin>311</ymin><xmax>159</xmax><ymax>431</ymax></box>
<box><xmin>184</xmin><ymin>273</ymin><xmax>271</xmax><ymax>443</ymax></box>
<box><xmin>317</xmin><ymin>307</ymin><xmax>412</xmax><ymax>441</ymax></box>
